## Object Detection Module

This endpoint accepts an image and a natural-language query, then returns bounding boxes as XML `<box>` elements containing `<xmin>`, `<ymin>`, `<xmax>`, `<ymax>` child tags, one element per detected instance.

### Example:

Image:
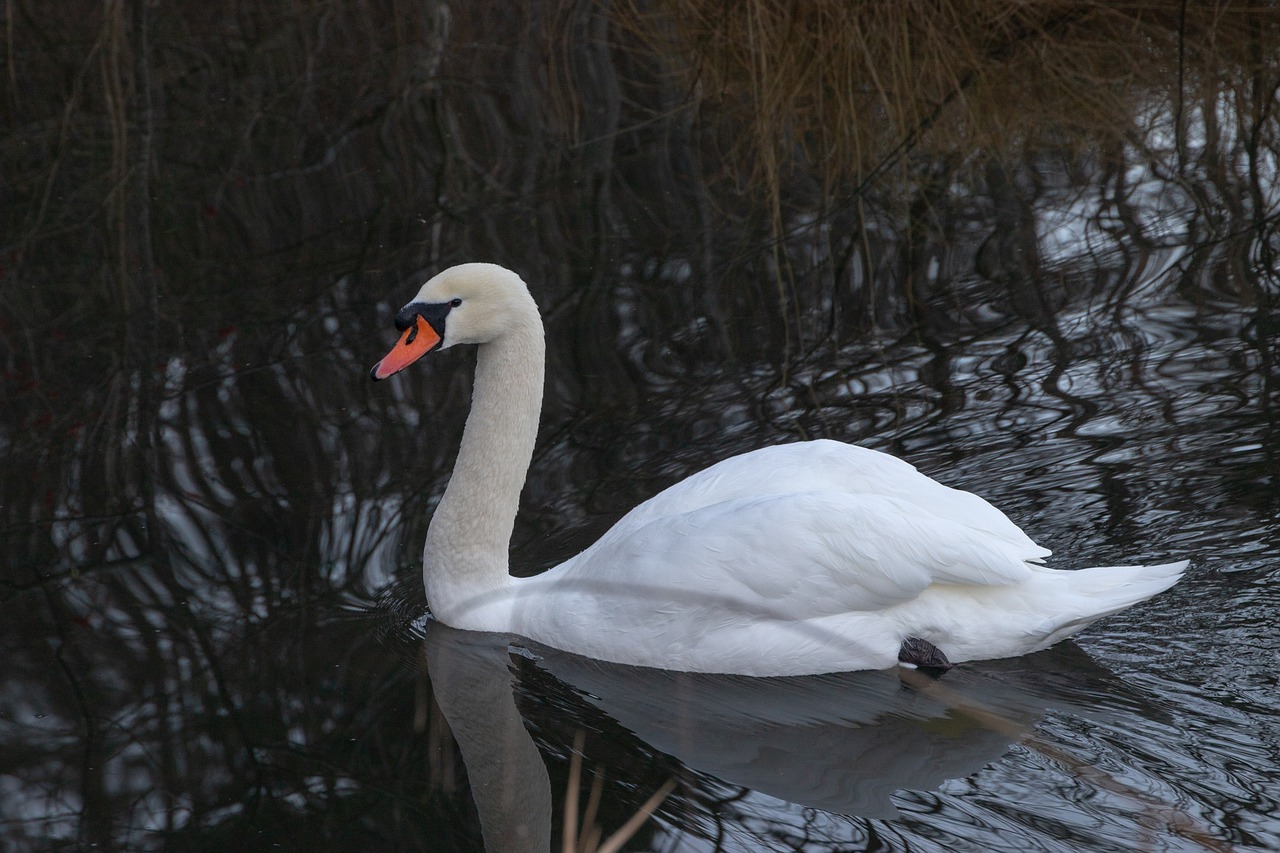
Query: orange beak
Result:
<box><xmin>370</xmin><ymin>316</ymin><xmax>442</xmax><ymax>381</ymax></box>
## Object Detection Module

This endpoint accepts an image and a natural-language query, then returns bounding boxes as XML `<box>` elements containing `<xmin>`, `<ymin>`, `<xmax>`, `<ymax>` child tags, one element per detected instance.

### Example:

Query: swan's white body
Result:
<box><xmin>373</xmin><ymin>263</ymin><xmax>1186</xmax><ymax>677</ymax></box>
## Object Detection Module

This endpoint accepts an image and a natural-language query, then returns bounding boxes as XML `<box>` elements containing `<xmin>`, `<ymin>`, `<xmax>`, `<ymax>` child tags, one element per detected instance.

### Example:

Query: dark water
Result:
<box><xmin>4</xmin><ymin>2</ymin><xmax>1280</xmax><ymax>851</ymax></box>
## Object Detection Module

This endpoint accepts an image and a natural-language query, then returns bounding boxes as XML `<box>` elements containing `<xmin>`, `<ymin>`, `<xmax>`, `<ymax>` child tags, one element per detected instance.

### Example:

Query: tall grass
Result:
<box><xmin>624</xmin><ymin>0</ymin><xmax>1278</xmax><ymax>191</ymax></box>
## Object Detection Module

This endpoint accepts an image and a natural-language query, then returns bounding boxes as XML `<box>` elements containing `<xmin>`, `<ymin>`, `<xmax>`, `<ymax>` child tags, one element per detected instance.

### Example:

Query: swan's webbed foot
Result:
<box><xmin>898</xmin><ymin>637</ymin><xmax>953</xmax><ymax>676</ymax></box>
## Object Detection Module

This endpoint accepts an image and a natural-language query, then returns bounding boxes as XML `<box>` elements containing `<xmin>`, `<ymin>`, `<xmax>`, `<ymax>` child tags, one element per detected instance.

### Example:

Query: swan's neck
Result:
<box><xmin>423</xmin><ymin>313</ymin><xmax>544</xmax><ymax>630</ymax></box>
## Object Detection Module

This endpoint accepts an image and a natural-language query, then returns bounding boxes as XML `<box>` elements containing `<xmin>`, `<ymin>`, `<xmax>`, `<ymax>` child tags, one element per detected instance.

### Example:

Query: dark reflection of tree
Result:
<box><xmin>2</xmin><ymin>0</ymin><xmax>1279</xmax><ymax>849</ymax></box>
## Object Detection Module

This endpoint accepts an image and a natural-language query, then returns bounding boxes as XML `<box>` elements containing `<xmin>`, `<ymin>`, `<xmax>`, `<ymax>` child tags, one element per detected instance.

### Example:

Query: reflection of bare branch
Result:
<box><xmin>898</xmin><ymin>667</ymin><xmax>1232</xmax><ymax>852</ymax></box>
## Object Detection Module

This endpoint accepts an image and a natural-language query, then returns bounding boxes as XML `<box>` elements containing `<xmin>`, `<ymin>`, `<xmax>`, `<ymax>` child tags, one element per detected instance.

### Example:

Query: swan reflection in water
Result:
<box><xmin>422</xmin><ymin>618</ymin><xmax>1149</xmax><ymax>851</ymax></box>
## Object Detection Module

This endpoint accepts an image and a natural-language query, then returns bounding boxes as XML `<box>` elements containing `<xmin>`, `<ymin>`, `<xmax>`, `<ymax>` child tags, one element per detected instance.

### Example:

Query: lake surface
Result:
<box><xmin>3</xmin><ymin>3</ymin><xmax>1279</xmax><ymax>851</ymax></box>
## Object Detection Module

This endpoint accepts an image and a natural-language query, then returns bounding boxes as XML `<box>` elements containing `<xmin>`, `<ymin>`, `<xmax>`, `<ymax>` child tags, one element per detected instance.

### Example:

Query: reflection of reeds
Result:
<box><xmin>562</xmin><ymin>730</ymin><xmax>676</xmax><ymax>853</ymax></box>
<box><xmin>4</xmin><ymin>0</ymin><xmax>1276</xmax><ymax>372</ymax></box>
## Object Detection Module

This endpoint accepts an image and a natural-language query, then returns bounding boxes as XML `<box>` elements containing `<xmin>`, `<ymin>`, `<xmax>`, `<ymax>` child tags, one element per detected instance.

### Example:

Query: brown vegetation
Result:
<box><xmin>624</xmin><ymin>0</ymin><xmax>1280</xmax><ymax>190</ymax></box>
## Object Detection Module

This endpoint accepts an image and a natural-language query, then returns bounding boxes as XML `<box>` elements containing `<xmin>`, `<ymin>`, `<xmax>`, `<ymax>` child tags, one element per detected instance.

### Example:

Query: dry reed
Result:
<box><xmin>621</xmin><ymin>0</ymin><xmax>1280</xmax><ymax>190</ymax></box>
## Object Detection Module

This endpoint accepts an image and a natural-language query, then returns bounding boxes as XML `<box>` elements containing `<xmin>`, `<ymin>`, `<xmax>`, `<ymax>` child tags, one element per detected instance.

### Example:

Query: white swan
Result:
<box><xmin>372</xmin><ymin>263</ymin><xmax>1187</xmax><ymax>677</ymax></box>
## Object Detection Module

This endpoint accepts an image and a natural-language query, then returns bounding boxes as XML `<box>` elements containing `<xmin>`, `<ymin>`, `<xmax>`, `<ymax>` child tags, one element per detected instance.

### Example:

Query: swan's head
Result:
<box><xmin>370</xmin><ymin>263</ymin><xmax>538</xmax><ymax>381</ymax></box>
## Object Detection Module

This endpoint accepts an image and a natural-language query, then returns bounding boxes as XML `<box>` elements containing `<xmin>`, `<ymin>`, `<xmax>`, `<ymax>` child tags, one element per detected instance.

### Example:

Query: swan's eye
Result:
<box><xmin>450</xmin><ymin>297</ymin><xmax>462</xmax><ymax>308</ymax></box>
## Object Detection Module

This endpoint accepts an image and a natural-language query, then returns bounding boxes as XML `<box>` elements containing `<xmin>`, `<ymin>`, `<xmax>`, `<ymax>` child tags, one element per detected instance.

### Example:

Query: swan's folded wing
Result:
<box><xmin>604</xmin><ymin>440</ymin><xmax>1050</xmax><ymax>565</ymax></box>
<box><xmin>565</xmin><ymin>491</ymin><xmax>1038</xmax><ymax>622</ymax></box>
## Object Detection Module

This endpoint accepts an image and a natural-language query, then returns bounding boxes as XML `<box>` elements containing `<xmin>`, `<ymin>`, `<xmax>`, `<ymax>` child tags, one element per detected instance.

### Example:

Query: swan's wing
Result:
<box><xmin>611</xmin><ymin>439</ymin><xmax>1050</xmax><ymax>562</ymax></box>
<box><xmin>555</xmin><ymin>490</ymin><xmax>1038</xmax><ymax>623</ymax></box>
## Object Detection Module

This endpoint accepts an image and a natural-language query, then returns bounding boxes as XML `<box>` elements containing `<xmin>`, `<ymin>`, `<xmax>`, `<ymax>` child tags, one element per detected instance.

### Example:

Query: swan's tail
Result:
<box><xmin>1040</xmin><ymin>559</ymin><xmax>1189</xmax><ymax>647</ymax></box>
<box><xmin>1078</xmin><ymin>559</ymin><xmax>1187</xmax><ymax>604</ymax></box>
